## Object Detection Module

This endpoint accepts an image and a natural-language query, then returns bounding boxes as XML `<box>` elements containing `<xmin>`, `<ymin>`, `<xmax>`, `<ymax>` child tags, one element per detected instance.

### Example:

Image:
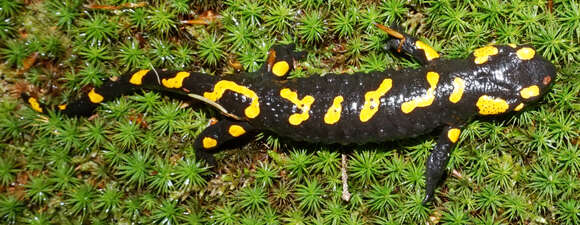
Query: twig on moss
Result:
<box><xmin>341</xmin><ymin>153</ymin><xmax>351</xmax><ymax>202</ymax></box>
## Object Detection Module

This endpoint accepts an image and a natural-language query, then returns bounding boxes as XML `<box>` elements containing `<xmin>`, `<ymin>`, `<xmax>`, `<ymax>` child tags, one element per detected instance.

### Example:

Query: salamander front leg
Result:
<box><xmin>259</xmin><ymin>44</ymin><xmax>306</xmax><ymax>79</ymax></box>
<box><xmin>423</xmin><ymin>126</ymin><xmax>461</xmax><ymax>204</ymax></box>
<box><xmin>375</xmin><ymin>24</ymin><xmax>440</xmax><ymax>65</ymax></box>
<box><xmin>194</xmin><ymin>119</ymin><xmax>255</xmax><ymax>167</ymax></box>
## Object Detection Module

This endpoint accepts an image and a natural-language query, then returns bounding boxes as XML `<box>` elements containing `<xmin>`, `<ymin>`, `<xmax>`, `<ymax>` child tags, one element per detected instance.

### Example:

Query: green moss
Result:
<box><xmin>0</xmin><ymin>39</ymin><xmax>31</xmax><ymax>68</ymax></box>
<box><xmin>0</xmin><ymin>0</ymin><xmax>22</xmax><ymax>18</ymax></box>
<box><xmin>296</xmin><ymin>179</ymin><xmax>326</xmax><ymax>213</ymax></box>
<box><xmin>196</xmin><ymin>33</ymin><xmax>226</xmax><ymax>67</ymax></box>
<box><xmin>224</xmin><ymin>19</ymin><xmax>257</xmax><ymax>51</ymax></box>
<box><xmin>265</xmin><ymin>3</ymin><xmax>295</xmax><ymax>34</ymax></box>
<box><xmin>0</xmin><ymin>194</ymin><xmax>24</xmax><ymax>224</ymax></box>
<box><xmin>0</xmin><ymin>0</ymin><xmax>579</xmax><ymax>224</ymax></box>
<box><xmin>0</xmin><ymin>19</ymin><xmax>16</xmax><ymax>41</ymax></box>
<box><xmin>117</xmin><ymin>39</ymin><xmax>148</xmax><ymax>70</ymax></box>
<box><xmin>330</xmin><ymin>9</ymin><xmax>357</xmax><ymax>40</ymax></box>
<box><xmin>0</xmin><ymin>158</ymin><xmax>17</xmax><ymax>187</ymax></box>
<box><xmin>147</xmin><ymin>5</ymin><xmax>178</xmax><ymax>36</ymax></box>
<box><xmin>297</xmin><ymin>10</ymin><xmax>327</xmax><ymax>45</ymax></box>
<box><xmin>45</xmin><ymin>0</ymin><xmax>80</xmax><ymax>31</ymax></box>
<box><xmin>78</xmin><ymin>14</ymin><xmax>119</xmax><ymax>44</ymax></box>
<box><xmin>254</xmin><ymin>162</ymin><xmax>280</xmax><ymax>188</ymax></box>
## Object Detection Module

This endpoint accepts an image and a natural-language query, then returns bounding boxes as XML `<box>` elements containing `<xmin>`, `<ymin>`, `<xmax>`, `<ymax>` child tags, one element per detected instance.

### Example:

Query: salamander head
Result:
<box><xmin>470</xmin><ymin>45</ymin><xmax>556</xmax><ymax>115</ymax></box>
<box><xmin>507</xmin><ymin>45</ymin><xmax>555</xmax><ymax>102</ymax></box>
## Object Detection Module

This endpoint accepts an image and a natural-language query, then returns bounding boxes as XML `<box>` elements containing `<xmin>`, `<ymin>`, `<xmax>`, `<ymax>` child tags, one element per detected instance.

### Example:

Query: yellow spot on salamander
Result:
<box><xmin>162</xmin><ymin>71</ymin><xmax>190</xmax><ymax>88</ymax></box>
<box><xmin>520</xmin><ymin>85</ymin><xmax>540</xmax><ymax>99</ymax></box>
<box><xmin>324</xmin><ymin>96</ymin><xmax>344</xmax><ymax>125</ymax></box>
<box><xmin>447</xmin><ymin>128</ymin><xmax>461</xmax><ymax>143</ymax></box>
<box><xmin>129</xmin><ymin>69</ymin><xmax>149</xmax><ymax>85</ymax></box>
<box><xmin>280</xmin><ymin>88</ymin><xmax>315</xmax><ymax>126</ymax></box>
<box><xmin>508</xmin><ymin>43</ymin><xmax>517</xmax><ymax>48</ymax></box>
<box><xmin>58</xmin><ymin>104</ymin><xmax>67</xmax><ymax>110</ymax></box>
<box><xmin>401</xmin><ymin>72</ymin><xmax>439</xmax><ymax>114</ymax></box>
<box><xmin>359</xmin><ymin>79</ymin><xmax>393</xmax><ymax>122</ymax></box>
<box><xmin>272</xmin><ymin>61</ymin><xmax>290</xmax><ymax>77</ymax></box>
<box><xmin>476</xmin><ymin>95</ymin><xmax>509</xmax><ymax>115</ymax></box>
<box><xmin>449</xmin><ymin>77</ymin><xmax>465</xmax><ymax>103</ymax></box>
<box><xmin>473</xmin><ymin>46</ymin><xmax>498</xmax><ymax>64</ymax></box>
<box><xmin>88</xmin><ymin>88</ymin><xmax>104</xmax><ymax>103</ymax></box>
<box><xmin>415</xmin><ymin>41</ymin><xmax>440</xmax><ymax>61</ymax></box>
<box><xmin>204</xmin><ymin>80</ymin><xmax>261</xmax><ymax>118</ymax></box>
<box><xmin>28</xmin><ymin>97</ymin><xmax>43</xmax><ymax>113</ymax></box>
<box><xmin>228</xmin><ymin>125</ymin><xmax>246</xmax><ymax>137</ymax></box>
<box><xmin>202</xmin><ymin>137</ymin><xmax>217</xmax><ymax>149</ymax></box>
<box><xmin>514</xmin><ymin>103</ymin><xmax>524</xmax><ymax>111</ymax></box>
<box><xmin>516</xmin><ymin>47</ymin><xmax>535</xmax><ymax>60</ymax></box>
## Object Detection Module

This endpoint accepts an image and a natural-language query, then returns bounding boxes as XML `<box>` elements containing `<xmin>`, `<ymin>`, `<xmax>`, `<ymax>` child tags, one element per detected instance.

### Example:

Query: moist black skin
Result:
<box><xmin>24</xmin><ymin>26</ymin><xmax>556</xmax><ymax>204</ymax></box>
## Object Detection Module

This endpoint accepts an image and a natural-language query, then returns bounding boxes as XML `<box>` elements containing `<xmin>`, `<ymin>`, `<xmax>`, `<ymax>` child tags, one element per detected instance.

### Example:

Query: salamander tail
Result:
<box><xmin>22</xmin><ymin>69</ymin><xmax>220</xmax><ymax>117</ymax></box>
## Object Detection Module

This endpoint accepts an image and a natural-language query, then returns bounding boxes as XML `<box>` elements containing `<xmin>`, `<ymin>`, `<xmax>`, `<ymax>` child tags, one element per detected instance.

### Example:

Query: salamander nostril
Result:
<box><xmin>543</xmin><ymin>76</ymin><xmax>552</xmax><ymax>85</ymax></box>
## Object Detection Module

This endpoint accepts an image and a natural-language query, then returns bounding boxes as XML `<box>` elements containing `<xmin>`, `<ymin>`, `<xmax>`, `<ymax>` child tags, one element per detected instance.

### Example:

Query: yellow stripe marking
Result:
<box><xmin>415</xmin><ymin>41</ymin><xmax>440</xmax><ymax>61</ymax></box>
<box><xmin>324</xmin><ymin>96</ymin><xmax>344</xmax><ymax>125</ymax></box>
<box><xmin>88</xmin><ymin>88</ymin><xmax>104</xmax><ymax>103</ymax></box>
<box><xmin>129</xmin><ymin>69</ymin><xmax>149</xmax><ymax>85</ymax></box>
<box><xmin>476</xmin><ymin>95</ymin><xmax>509</xmax><ymax>115</ymax></box>
<box><xmin>449</xmin><ymin>77</ymin><xmax>465</xmax><ymax>103</ymax></box>
<box><xmin>520</xmin><ymin>85</ymin><xmax>540</xmax><ymax>99</ymax></box>
<box><xmin>514</xmin><ymin>103</ymin><xmax>524</xmax><ymax>111</ymax></box>
<box><xmin>272</xmin><ymin>61</ymin><xmax>290</xmax><ymax>77</ymax></box>
<box><xmin>202</xmin><ymin>137</ymin><xmax>217</xmax><ymax>149</ymax></box>
<box><xmin>447</xmin><ymin>128</ymin><xmax>461</xmax><ymax>143</ymax></box>
<box><xmin>280</xmin><ymin>88</ymin><xmax>315</xmax><ymax>125</ymax></box>
<box><xmin>28</xmin><ymin>97</ymin><xmax>43</xmax><ymax>113</ymax></box>
<box><xmin>162</xmin><ymin>71</ymin><xmax>190</xmax><ymax>88</ymax></box>
<box><xmin>516</xmin><ymin>47</ymin><xmax>535</xmax><ymax>60</ymax></box>
<box><xmin>204</xmin><ymin>80</ymin><xmax>260</xmax><ymax>119</ymax></box>
<box><xmin>473</xmin><ymin>46</ymin><xmax>498</xmax><ymax>64</ymax></box>
<box><xmin>401</xmin><ymin>72</ymin><xmax>439</xmax><ymax>114</ymax></box>
<box><xmin>228</xmin><ymin>125</ymin><xmax>246</xmax><ymax>137</ymax></box>
<box><xmin>360</xmin><ymin>79</ymin><xmax>393</xmax><ymax>122</ymax></box>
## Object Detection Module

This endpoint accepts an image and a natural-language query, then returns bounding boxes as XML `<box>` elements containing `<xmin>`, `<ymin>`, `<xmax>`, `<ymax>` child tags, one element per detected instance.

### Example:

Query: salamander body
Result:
<box><xmin>23</xmin><ymin>25</ymin><xmax>556</xmax><ymax>202</ymax></box>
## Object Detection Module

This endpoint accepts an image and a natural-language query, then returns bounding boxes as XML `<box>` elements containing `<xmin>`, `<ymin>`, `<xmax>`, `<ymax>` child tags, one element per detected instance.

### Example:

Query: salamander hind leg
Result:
<box><xmin>260</xmin><ymin>44</ymin><xmax>306</xmax><ymax>79</ymax></box>
<box><xmin>193</xmin><ymin>119</ymin><xmax>255</xmax><ymax>167</ymax></box>
<box><xmin>375</xmin><ymin>24</ymin><xmax>440</xmax><ymax>65</ymax></box>
<box><xmin>423</xmin><ymin>126</ymin><xmax>462</xmax><ymax>204</ymax></box>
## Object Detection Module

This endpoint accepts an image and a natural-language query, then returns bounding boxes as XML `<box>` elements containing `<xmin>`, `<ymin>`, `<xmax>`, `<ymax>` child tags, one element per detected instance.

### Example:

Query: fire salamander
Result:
<box><xmin>23</xmin><ymin>25</ymin><xmax>556</xmax><ymax>203</ymax></box>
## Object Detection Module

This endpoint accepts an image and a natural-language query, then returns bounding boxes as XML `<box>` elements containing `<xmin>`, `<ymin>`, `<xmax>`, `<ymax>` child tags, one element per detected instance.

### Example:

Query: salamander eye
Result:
<box><xmin>543</xmin><ymin>76</ymin><xmax>551</xmax><ymax>85</ymax></box>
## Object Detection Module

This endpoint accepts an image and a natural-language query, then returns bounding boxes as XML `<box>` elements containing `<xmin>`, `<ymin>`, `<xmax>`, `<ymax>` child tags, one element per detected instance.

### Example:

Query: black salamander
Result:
<box><xmin>23</xmin><ymin>25</ymin><xmax>556</xmax><ymax>203</ymax></box>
